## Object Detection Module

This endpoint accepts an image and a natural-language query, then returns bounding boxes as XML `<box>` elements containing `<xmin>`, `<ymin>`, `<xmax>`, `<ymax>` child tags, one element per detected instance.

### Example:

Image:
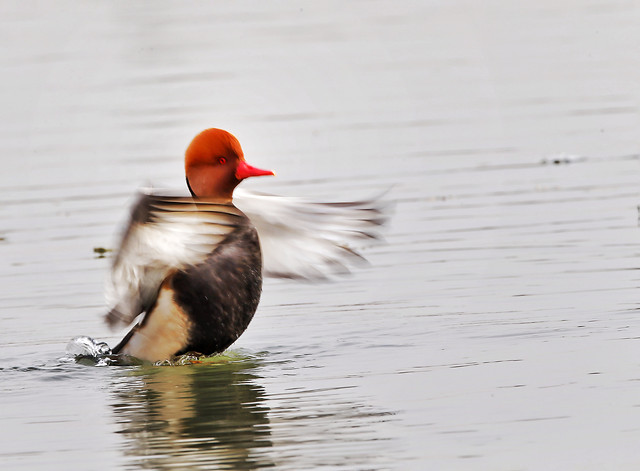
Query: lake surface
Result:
<box><xmin>1</xmin><ymin>1</ymin><xmax>639</xmax><ymax>469</ymax></box>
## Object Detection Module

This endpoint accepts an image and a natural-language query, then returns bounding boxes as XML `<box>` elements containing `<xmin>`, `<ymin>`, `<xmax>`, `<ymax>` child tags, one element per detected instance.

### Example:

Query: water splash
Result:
<box><xmin>65</xmin><ymin>336</ymin><xmax>143</xmax><ymax>366</ymax></box>
<box><xmin>66</xmin><ymin>336</ymin><xmax>111</xmax><ymax>357</ymax></box>
<box><xmin>65</xmin><ymin>336</ymin><xmax>254</xmax><ymax>367</ymax></box>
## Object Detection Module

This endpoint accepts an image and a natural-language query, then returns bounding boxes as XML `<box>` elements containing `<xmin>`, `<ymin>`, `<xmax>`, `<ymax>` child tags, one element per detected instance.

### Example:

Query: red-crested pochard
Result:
<box><xmin>106</xmin><ymin>128</ymin><xmax>386</xmax><ymax>362</ymax></box>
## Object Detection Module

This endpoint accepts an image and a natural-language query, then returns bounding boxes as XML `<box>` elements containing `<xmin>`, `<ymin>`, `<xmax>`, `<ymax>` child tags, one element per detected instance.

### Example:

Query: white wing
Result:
<box><xmin>234</xmin><ymin>189</ymin><xmax>390</xmax><ymax>280</ymax></box>
<box><xmin>105</xmin><ymin>190</ymin><xmax>244</xmax><ymax>328</ymax></box>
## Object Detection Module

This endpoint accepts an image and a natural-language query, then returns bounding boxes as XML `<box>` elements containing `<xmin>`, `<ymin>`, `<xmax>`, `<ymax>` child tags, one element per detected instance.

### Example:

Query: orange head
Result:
<box><xmin>184</xmin><ymin>128</ymin><xmax>274</xmax><ymax>200</ymax></box>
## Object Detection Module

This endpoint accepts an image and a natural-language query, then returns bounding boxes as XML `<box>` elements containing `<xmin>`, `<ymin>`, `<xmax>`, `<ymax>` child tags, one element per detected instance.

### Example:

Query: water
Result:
<box><xmin>1</xmin><ymin>1</ymin><xmax>639</xmax><ymax>469</ymax></box>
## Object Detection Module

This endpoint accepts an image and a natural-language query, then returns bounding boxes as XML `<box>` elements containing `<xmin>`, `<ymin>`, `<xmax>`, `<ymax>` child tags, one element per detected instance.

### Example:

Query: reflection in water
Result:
<box><xmin>110</xmin><ymin>356</ymin><xmax>273</xmax><ymax>470</ymax></box>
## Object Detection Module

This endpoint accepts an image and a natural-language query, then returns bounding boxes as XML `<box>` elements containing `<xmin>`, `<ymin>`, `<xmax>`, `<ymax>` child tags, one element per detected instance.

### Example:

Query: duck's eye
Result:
<box><xmin>218</xmin><ymin>157</ymin><xmax>227</xmax><ymax>165</ymax></box>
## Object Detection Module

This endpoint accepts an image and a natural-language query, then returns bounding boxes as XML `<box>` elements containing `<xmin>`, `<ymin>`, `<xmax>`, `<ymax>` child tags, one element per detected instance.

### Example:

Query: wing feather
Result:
<box><xmin>105</xmin><ymin>187</ymin><xmax>391</xmax><ymax>329</ymax></box>
<box><xmin>234</xmin><ymin>189</ymin><xmax>390</xmax><ymax>280</ymax></box>
<box><xmin>105</xmin><ymin>191</ymin><xmax>242</xmax><ymax>328</ymax></box>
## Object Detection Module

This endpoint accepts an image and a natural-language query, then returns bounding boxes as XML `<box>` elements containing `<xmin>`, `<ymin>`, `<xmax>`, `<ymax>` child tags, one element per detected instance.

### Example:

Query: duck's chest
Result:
<box><xmin>170</xmin><ymin>224</ymin><xmax>263</xmax><ymax>354</ymax></box>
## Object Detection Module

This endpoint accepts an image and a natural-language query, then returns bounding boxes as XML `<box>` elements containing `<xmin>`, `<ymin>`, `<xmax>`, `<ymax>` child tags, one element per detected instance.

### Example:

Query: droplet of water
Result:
<box><xmin>66</xmin><ymin>336</ymin><xmax>112</xmax><ymax>357</ymax></box>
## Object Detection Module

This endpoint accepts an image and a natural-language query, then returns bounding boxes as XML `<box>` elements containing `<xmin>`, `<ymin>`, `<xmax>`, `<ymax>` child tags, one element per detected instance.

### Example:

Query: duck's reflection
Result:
<box><xmin>110</xmin><ymin>355</ymin><xmax>273</xmax><ymax>470</ymax></box>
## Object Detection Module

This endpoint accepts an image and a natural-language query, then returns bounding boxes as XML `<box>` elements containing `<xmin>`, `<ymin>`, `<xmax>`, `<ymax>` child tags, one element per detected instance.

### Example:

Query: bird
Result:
<box><xmin>105</xmin><ymin>128</ymin><xmax>388</xmax><ymax>362</ymax></box>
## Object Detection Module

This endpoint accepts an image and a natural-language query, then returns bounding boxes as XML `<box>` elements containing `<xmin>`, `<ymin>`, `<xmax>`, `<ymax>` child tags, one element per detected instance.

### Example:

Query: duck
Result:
<box><xmin>105</xmin><ymin>128</ymin><xmax>387</xmax><ymax>362</ymax></box>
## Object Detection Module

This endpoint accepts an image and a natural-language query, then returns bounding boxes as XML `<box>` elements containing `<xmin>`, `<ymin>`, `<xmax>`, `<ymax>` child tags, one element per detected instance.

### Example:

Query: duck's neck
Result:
<box><xmin>186</xmin><ymin>177</ymin><xmax>234</xmax><ymax>203</ymax></box>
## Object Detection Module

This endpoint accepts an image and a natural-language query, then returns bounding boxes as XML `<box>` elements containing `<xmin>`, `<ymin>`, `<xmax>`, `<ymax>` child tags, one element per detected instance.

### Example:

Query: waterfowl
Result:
<box><xmin>106</xmin><ymin>128</ymin><xmax>386</xmax><ymax>362</ymax></box>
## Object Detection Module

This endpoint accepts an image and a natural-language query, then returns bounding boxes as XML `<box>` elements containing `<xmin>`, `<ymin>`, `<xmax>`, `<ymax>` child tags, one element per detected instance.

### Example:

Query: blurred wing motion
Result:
<box><xmin>105</xmin><ymin>191</ymin><xmax>243</xmax><ymax>328</ymax></box>
<box><xmin>106</xmin><ymin>188</ymin><xmax>390</xmax><ymax>328</ymax></box>
<box><xmin>234</xmin><ymin>188</ymin><xmax>390</xmax><ymax>280</ymax></box>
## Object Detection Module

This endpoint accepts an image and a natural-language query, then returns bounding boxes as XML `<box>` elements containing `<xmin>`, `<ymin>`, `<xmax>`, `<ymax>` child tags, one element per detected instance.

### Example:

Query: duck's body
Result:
<box><xmin>111</xmin><ymin>200</ymin><xmax>262</xmax><ymax>361</ymax></box>
<box><xmin>105</xmin><ymin>128</ymin><xmax>387</xmax><ymax>362</ymax></box>
<box><xmin>170</xmin><ymin>217</ymin><xmax>262</xmax><ymax>355</ymax></box>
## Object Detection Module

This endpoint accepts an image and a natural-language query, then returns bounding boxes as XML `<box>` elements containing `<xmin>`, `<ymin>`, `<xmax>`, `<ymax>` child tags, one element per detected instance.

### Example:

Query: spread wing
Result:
<box><xmin>105</xmin><ymin>191</ymin><xmax>244</xmax><ymax>328</ymax></box>
<box><xmin>234</xmin><ymin>189</ymin><xmax>390</xmax><ymax>280</ymax></box>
